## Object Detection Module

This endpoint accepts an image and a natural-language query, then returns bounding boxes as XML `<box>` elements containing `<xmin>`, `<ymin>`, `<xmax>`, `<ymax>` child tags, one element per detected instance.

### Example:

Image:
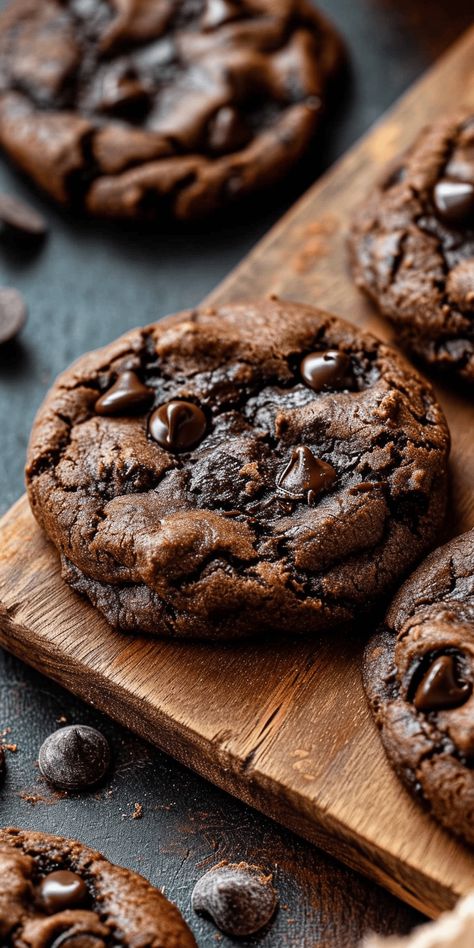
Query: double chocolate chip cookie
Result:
<box><xmin>364</xmin><ymin>529</ymin><xmax>474</xmax><ymax>844</ymax></box>
<box><xmin>26</xmin><ymin>299</ymin><xmax>449</xmax><ymax>640</ymax></box>
<box><xmin>0</xmin><ymin>826</ymin><xmax>196</xmax><ymax>946</ymax></box>
<box><xmin>0</xmin><ymin>0</ymin><xmax>342</xmax><ymax>221</ymax></box>
<box><xmin>349</xmin><ymin>111</ymin><xmax>474</xmax><ymax>386</ymax></box>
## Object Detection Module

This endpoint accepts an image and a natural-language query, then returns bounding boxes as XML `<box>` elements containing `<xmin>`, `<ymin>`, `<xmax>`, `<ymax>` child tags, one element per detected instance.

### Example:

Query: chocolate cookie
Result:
<box><xmin>364</xmin><ymin>529</ymin><xmax>474</xmax><ymax>844</ymax></box>
<box><xmin>26</xmin><ymin>299</ymin><xmax>450</xmax><ymax>640</ymax></box>
<box><xmin>0</xmin><ymin>826</ymin><xmax>196</xmax><ymax>945</ymax></box>
<box><xmin>0</xmin><ymin>0</ymin><xmax>342</xmax><ymax>221</ymax></box>
<box><xmin>349</xmin><ymin>111</ymin><xmax>474</xmax><ymax>386</ymax></box>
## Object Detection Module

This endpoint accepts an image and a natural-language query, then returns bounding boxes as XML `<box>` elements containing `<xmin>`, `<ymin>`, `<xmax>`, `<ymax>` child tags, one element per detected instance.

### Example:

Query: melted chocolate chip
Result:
<box><xmin>38</xmin><ymin>869</ymin><xmax>88</xmax><ymax>914</ymax></box>
<box><xmin>433</xmin><ymin>179</ymin><xmax>474</xmax><ymax>226</ymax></box>
<box><xmin>95</xmin><ymin>370</ymin><xmax>153</xmax><ymax>415</ymax></box>
<box><xmin>38</xmin><ymin>725</ymin><xmax>111</xmax><ymax>790</ymax></box>
<box><xmin>149</xmin><ymin>400</ymin><xmax>207</xmax><ymax>452</ymax></box>
<box><xmin>276</xmin><ymin>446</ymin><xmax>336</xmax><ymax>503</ymax></box>
<box><xmin>192</xmin><ymin>863</ymin><xmax>278</xmax><ymax>937</ymax></box>
<box><xmin>0</xmin><ymin>287</ymin><xmax>27</xmax><ymax>344</ymax></box>
<box><xmin>300</xmin><ymin>350</ymin><xmax>350</xmax><ymax>392</ymax></box>
<box><xmin>50</xmin><ymin>935</ymin><xmax>106</xmax><ymax>948</ymax></box>
<box><xmin>0</xmin><ymin>192</ymin><xmax>47</xmax><ymax>239</ymax></box>
<box><xmin>413</xmin><ymin>654</ymin><xmax>472</xmax><ymax>712</ymax></box>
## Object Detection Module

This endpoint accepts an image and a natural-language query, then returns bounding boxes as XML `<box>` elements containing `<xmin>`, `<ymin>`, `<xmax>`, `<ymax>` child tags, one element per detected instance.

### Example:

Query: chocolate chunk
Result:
<box><xmin>38</xmin><ymin>869</ymin><xmax>88</xmax><ymax>913</ymax></box>
<box><xmin>95</xmin><ymin>370</ymin><xmax>153</xmax><ymax>415</ymax></box>
<box><xmin>300</xmin><ymin>349</ymin><xmax>350</xmax><ymax>391</ymax></box>
<box><xmin>38</xmin><ymin>725</ymin><xmax>111</xmax><ymax>790</ymax></box>
<box><xmin>50</xmin><ymin>935</ymin><xmax>106</xmax><ymax>948</ymax></box>
<box><xmin>192</xmin><ymin>863</ymin><xmax>278</xmax><ymax>937</ymax></box>
<box><xmin>276</xmin><ymin>445</ymin><xmax>336</xmax><ymax>503</ymax></box>
<box><xmin>0</xmin><ymin>192</ymin><xmax>47</xmax><ymax>238</ymax></box>
<box><xmin>433</xmin><ymin>179</ymin><xmax>474</xmax><ymax>226</ymax></box>
<box><xmin>149</xmin><ymin>400</ymin><xmax>207</xmax><ymax>452</ymax></box>
<box><xmin>0</xmin><ymin>287</ymin><xmax>28</xmax><ymax>344</ymax></box>
<box><xmin>413</xmin><ymin>654</ymin><xmax>472</xmax><ymax>712</ymax></box>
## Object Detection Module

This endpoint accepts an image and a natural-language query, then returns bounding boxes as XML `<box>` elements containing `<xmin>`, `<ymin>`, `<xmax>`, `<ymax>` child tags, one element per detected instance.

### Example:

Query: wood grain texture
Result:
<box><xmin>1</xmin><ymin>26</ymin><xmax>474</xmax><ymax>920</ymax></box>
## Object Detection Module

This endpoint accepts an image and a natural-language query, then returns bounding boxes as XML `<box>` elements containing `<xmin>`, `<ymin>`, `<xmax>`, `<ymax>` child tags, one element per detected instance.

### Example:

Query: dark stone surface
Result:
<box><xmin>0</xmin><ymin>2</ymin><xmax>472</xmax><ymax>944</ymax></box>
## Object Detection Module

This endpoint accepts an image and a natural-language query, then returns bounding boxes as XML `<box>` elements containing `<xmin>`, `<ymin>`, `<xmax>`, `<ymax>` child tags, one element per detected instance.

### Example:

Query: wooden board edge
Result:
<box><xmin>0</xmin><ymin>521</ymin><xmax>460</xmax><ymax>920</ymax></box>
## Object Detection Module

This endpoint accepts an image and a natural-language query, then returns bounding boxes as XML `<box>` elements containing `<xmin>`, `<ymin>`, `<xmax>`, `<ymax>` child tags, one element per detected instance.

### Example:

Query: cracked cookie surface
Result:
<box><xmin>26</xmin><ymin>299</ymin><xmax>450</xmax><ymax>640</ymax></box>
<box><xmin>349</xmin><ymin>111</ymin><xmax>474</xmax><ymax>386</ymax></box>
<box><xmin>364</xmin><ymin>529</ymin><xmax>474</xmax><ymax>845</ymax></box>
<box><xmin>0</xmin><ymin>0</ymin><xmax>342</xmax><ymax>220</ymax></box>
<box><xmin>0</xmin><ymin>826</ymin><xmax>196</xmax><ymax>946</ymax></box>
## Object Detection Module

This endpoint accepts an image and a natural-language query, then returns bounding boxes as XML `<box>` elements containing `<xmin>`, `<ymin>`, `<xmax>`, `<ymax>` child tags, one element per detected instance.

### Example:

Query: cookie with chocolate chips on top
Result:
<box><xmin>0</xmin><ymin>826</ymin><xmax>196</xmax><ymax>946</ymax></box>
<box><xmin>26</xmin><ymin>299</ymin><xmax>449</xmax><ymax>640</ymax></box>
<box><xmin>364</xmin><ymin>529</ymin><xmax>474</xmax><ymax>844</ymax></box>
<box><xmin>349</xmin><ymin>111</ymin><xmax>474</xmax><ymax>386</ymax></box>
<box><xmin>0</xmin><ymin>0</ymin><xmax>343</xmax><ymax>221</ymax></box>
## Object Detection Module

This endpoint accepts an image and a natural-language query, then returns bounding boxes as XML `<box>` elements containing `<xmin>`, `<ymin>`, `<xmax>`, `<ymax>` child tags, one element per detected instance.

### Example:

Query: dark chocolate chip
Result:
<box><xmin>149</xmin><ymin>400</ymin><xmax>207</xmax><ymax>452</ymax></box>
<box><xmin>192</xmin><ymin>863</ymin><xmax>278</xmax><ymax>937</ymax></box>
<box><xmin>50</xmin><ymin>934</ymin><xmax>106</xmax><ymax>948</ymax></box>
<box><xmin>0</xmin><ymin>287</ymin><xmax>28</xmax><ymax>344</ymax></box>
<box><xmin>38</xmin><ymin>725</ymin><xmax>111</xmax><ymax>790</ymax></box>
<box><xmin>0</xmin><ymin>745</ymin><xmax>5</xmax><ymax>781</ymax></box>
<box><xmin>413</xmin><ymin>654</ymin><xmax>472</xmax><ymax>712</ymax></box>
<box><xmin>208</xmin><ymin>107</ymin><xmax>251</xmax><ymax>154</ymax></box>
<box><xmin>300</xmin><ymin>350</ymin><xmax>350</xmax><ymax>392</ymax></box>
<box><xmin>276</xmin><ymin>446</ymin><xmax>336</xmax><ymax>503</ymax></box>
<box><xmin>95</xmin><ymin>370</ymin><xmax>153</xmax><ymax>415</ymax></box>
<box><xmin>433</xmin><ymin>179</ymin><xmax>474</xmax><ymax>226</ymax></box>
<box><xmin>0</xmin><ymin>192</ymin><xmax>47</xmax><ymax>239</ymax></box>
<box><xmin>38</xmin><ymin>869</ymin><xmax>88</xmax><ymax>914</ymax></box>
<box><xmin>98</xmin><ymin>72</ymin><xmax>151</xmax><ymax>117</ymax></box>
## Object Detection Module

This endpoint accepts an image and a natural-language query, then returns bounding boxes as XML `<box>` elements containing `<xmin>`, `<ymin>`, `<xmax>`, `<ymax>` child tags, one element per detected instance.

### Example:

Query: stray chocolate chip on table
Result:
<box><xmin>0</xmin><ymin>287</ymin><xmax>27</xmax><ymax>344</ymax></box>
<box><xmin>0</xmin><ymin>192</ymin><xmax>47</xmax><ymax>239</ymax></box>
<box><xmin>38</xmin><ymin>724</ymin><xmax>111</xmax><ymax>790</ymax></box>
<box><xmin>192</xmin><ymin>862</ymin><xmax>278</xmax><ymax>936</ymax></box>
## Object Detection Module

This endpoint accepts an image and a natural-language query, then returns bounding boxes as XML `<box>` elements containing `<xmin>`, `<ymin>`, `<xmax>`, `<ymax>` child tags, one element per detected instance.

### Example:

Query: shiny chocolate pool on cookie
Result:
<box><xmin>26</xmin><ymin>299</ymin><xmax>449</xmax><ymax>640</ymax></box>
<box><xmin>0</xmin><ymin>0</ymin><xmax>342</xmax><ymax>221</ymax></box>
<box><xmin>364</xmin><ymin>529</ymin><xmax>474</xmax><ymax>844</ymax></box>
<box><xmin>0</xmin><ymin>827</ymin><xmax>196</xmax><ymax>946</ymax></box>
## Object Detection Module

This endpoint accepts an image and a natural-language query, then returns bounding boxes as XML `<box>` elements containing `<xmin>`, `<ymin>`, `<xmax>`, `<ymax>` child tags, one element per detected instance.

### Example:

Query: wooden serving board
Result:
<box><xmin>1</xmin><ymin>27</ymin><xmax>474</xmax><ymax>919</ymax></box>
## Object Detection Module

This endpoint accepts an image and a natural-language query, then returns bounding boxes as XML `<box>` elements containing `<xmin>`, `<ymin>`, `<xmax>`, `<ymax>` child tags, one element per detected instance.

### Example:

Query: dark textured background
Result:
<box><xmin>0</xmin><ymin>2</ymin><xmax>473</xmax><ymax>944</ymax></box>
